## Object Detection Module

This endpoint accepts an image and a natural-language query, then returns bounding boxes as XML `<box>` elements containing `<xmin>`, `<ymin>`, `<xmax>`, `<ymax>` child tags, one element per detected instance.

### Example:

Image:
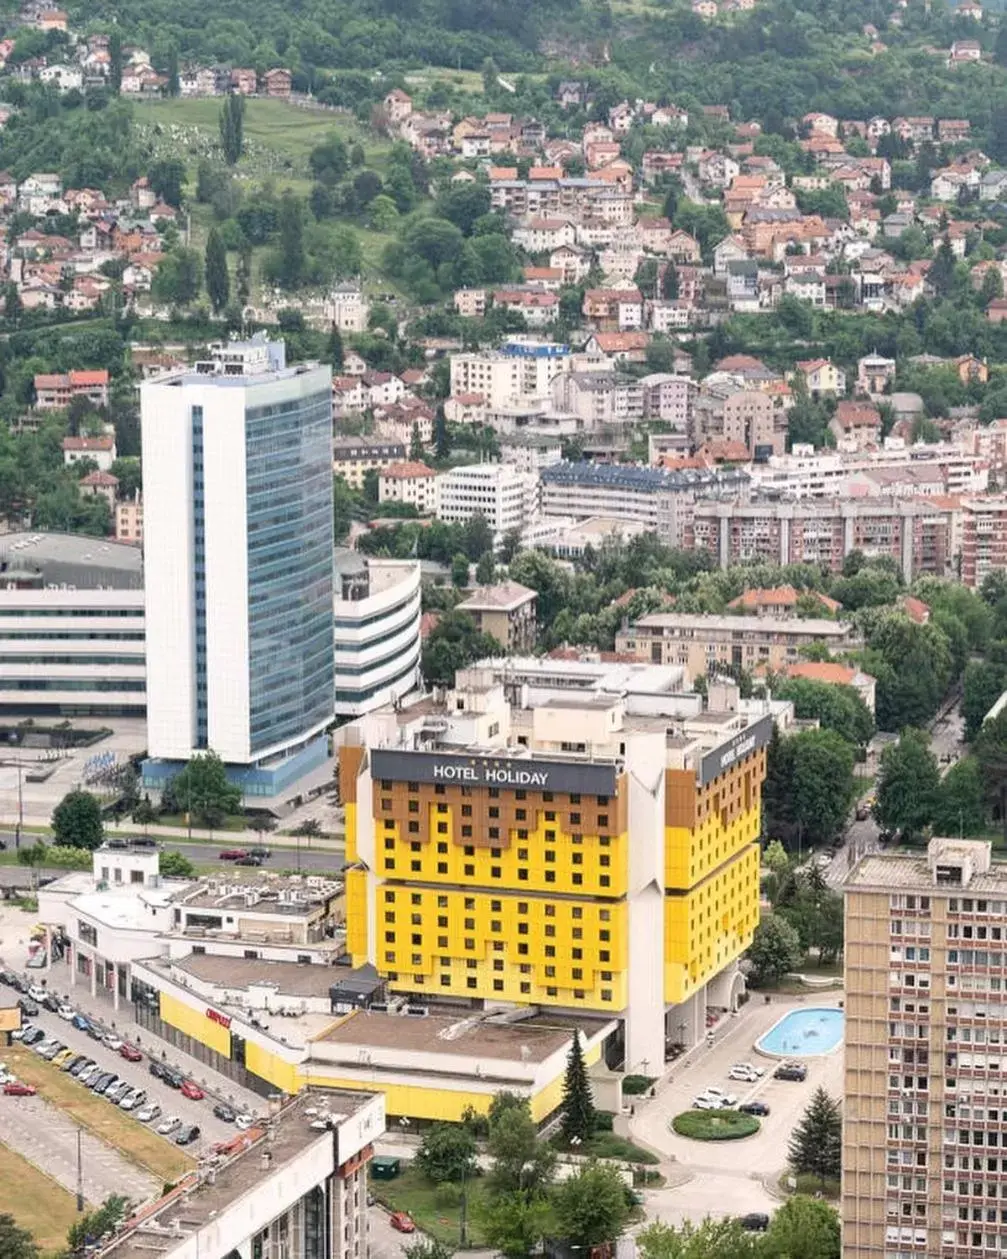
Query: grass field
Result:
<box><xmin>0</xmin><ymin>1141</ymin><xmax>82</xmax><ymax>1253</ymax></box>
<box><xmin>133</xmin><ymin>98</ymin><xmax>393</xmax><ymax>182</ymax></box>
<box><xmin>6</xmin><ymin>1047</ymin><xmax>195</xmax><ymax>1184</ymax></box>
<box><xmin>370</xmin><ymin>1165</ymin><xmax>488</xmax><ymax>1247</ymax></box>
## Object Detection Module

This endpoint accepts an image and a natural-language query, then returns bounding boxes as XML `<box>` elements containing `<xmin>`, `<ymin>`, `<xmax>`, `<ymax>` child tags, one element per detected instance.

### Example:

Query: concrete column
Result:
<box><xmin>44</xmin><ymin>927</ymin><xmax>51</xmax><ymax>972</ymax></box>
<box><xmin>69</xmin><ymin>942</ymin><xmax>76</xmax><ymax>987</ymax></box>
<box><xmin>112</xmin><ymin>964</ymin><xmax>119</xmax><ymax>1012</ymax></box>
<box><xmin>719</xmin><ymin>514</ymin><xmax>729</xmax><ymax>569</ymax></box>
<box><xmin>89</xmin><ymin>951</ymin><xmax>97</xmax><ymax>998</ymax></box>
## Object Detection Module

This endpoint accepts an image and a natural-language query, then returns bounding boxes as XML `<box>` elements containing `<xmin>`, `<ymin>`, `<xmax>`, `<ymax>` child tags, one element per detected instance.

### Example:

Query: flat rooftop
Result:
<box><xmin>173</xmin><ymin>953</ymin><xmax>353</xmax><ymax>999</ymax></box>
<box><xmin>0</xmin><ymin>532</ymin><xmax>143</xmax><ymax>589</ymax></box>
<box><xmin>848</xmin><ymin>851</ymin><xmax>1007</xmax><ymax>893</ymax></box>
<box><xmin>171</xmin><ymin>874</ymin><xmax>342</xmax><ymax>913</ymax></box>
<box><xmin>630</xmin><ymin>611</ymin><xmax>852</xmax><ymax>635</ymax></box>
<box><xmin>318</xmin><ymin>1009</ymin><xmax>579</xmax><ymax>1062</ymax></box>
<box><xmin>99</xmin><ymin>1091</ymin><xmax>370</xmax><ymax>1259</ymax></box>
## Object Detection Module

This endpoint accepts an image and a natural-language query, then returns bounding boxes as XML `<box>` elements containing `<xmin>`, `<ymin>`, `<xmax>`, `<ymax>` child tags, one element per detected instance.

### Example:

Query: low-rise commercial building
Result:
<box><xmin>436</xmin><ymin>463</ymin><xmax>538</xmax><ymax>540</ymax></box>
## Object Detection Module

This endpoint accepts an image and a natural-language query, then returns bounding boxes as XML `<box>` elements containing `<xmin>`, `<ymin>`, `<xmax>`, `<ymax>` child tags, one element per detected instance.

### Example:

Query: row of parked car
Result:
<box><xmin>13</xmin><ymin>1024</ymin><xmax>203</xmax><ymax>1144</ymax></box>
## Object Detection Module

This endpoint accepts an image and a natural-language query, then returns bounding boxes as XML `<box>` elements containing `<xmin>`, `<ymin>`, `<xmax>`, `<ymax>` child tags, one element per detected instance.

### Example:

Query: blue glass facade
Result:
<box><xmin>244</xmin><ymin>387</ymin><xmax>334</xmax><ymax>756</ymax></box>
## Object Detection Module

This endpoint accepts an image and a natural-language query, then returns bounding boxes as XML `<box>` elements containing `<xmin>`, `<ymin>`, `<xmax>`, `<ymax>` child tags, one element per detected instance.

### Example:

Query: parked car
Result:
<box><xmin>0</xmin><ymin>969</ymin><xmax>15</xmax><ymax>986</ymax></box>
<box><xmin>389</xmin><ymin>1213</ymin><xmax>415</xmax><ymax>1234</ymax></box>
<box><xmin>42</xmin><ymin>993</ymin><xmax>60</xmax><ymax>1013</ymax></box>
<box><xmin>731</xmin><ymin>1062</ymin><xmax>764</xmax><ymax>1077</ymax></box>
<box><xmin>156</xmin><ymin>1116</ymin><xmax>181</xmax><ymax>1136</ymax></box>
<box><xmin>57</xmin><ymin>1003</ymin><xmax>76</xmax><ymax>1021</ymax></box>
<box><xmin>91</xmin><ymin>1072</ymin><xmax>116</xmax><ymax>1093</ymax></box>
<box><xmin>213</xmin><ymin>1104</ymin><xmax>236</xmax><ymax>1122</ymax></box>
<box><xmin>120</xmin><ymin>1089</ymin><xmax>146</xmax><ymax>1112</ymax></box>
<box><xmin>235</xmin><ymin>855</ymin><xmax>263</xmax><ymax>867</ymax></box>
<box><xmin>70</xmin><ymin>1059</ymin><xmax>94</xmax><ymax>1078</ymax></box>
<box><xmin>163</xmin><ymin>1070</ymin><xmax>185</xmax><ymax>1089</ymax></box>
<box><xmin>739</xmin><ymin>1214</ymin><xmax>770</xmax><ymax>1233</ymax></box>
<box><xmin>52</xmin><ymin>1048</ymin><xmax>75</xmax><ymax>1067</ymax></box>
<box><xmin>4</xmin><ymin>1081</ymin><xmax>37</xmax><ymax>1096</ymax></box>
<box><xmin>149</xmin><ymin>1060</ymin><xmax>167</xmax><ymax>1080</ymax></box>
<box><xmin>85</xmin><ymin>1022</ymin><xmax>104</xmax><ymax>1041</ymax></box>
<box><xmin>702</xmin><ymin>1087</ymin><xmax>738</xmax><ymax>1106</ymax></box>
<box><xmin>738</xmin><ymin>1101</ymin><xmax>770</xmax><ymax>1116</ymax></box>
<box><xmin>106</xmin><ymin>1081</ymin><xmax>132</xmax><ymax>1103</ymax></box>
<box><xmin>18</xmin><ymin>998</ymin><xmax>38</xmax><ymax>1017</ymax></box>
<box><xmin>174</xmin><ymin>1124</ymin><xmax>201</xmax><ymax>1146</ymax></box>
<box><xmin>22</xmin><ymin>1027</ymin><xmax>45</xmax><ymax>1046</ymax></box>
<box><xmin>33</xmin><ymin>1037</ymin><xmax>57</xmax><ymax>1056</ymax></box>
<box><xmin>119</xmin><ymin>1043</ymin><xmax>142</xmax><ymax>1063</ymax></box>
<box><xmin>180</xmin><ymin>1080</ymin><xmax>204</xmax><ymax>1101</ymax></box>
<box><xmin>136</xmin><ymin>1103</ymin><xmax>162</xmax><ymax>1124</ymax></box>
<box><xmin>235</xmin><ymin>1113</ymin><xmax>254</xmax><ymax>1130</ymax></box>
<box><xmin>77</xmin><ymin>1065</ymin><xmax>101</xmax><ymax>1085</ymax></box>
<box><xmin>218</xmin><ymin>849</ymin><xmax>247</xmax><ymax>861</ymax></box>
<box><xmin>27</xmin><ymin>984</ymin><xmax>47</xmax><ymax>1003</ymax></box>
<box><xmin>774</xmin><ymin>1064</ymin><xmax>807</xmax><ymax>1082</ymax></box>
<box><xmin>71</xmin><ymin>1014</ymin><xmax>92</xmax><ymax>1033</ymax></box>
<box><xmin>248</xmin><ymin>847</ymin><xmax>271</xmax><ymax>860</ymax></box>
<box><xmin>103</xmin><ymin>1034</ymin><xmax>123</xmax><ymax>1051</ymax></box>
<box><xmin>63</xmin><ymin>1055</ymin><xmax>86</xmax><ymax>1073</ymax></box>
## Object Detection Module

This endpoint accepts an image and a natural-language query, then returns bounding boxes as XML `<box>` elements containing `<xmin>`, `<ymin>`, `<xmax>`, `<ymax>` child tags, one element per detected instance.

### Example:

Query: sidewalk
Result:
<box><xmin>104</xmin><ymin>817</ymin><xmax>346</xmax><ymax>850</ymax></box>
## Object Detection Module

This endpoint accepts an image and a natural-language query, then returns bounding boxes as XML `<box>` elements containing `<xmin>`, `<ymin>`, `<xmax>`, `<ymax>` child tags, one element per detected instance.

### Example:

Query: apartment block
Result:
<box><xmin>961</xmin><ymin>498</ymin><xmax>1007</xmax><ymax>589</ymax></box>
<box><xmin>449</xmin><ymin>340</ymin><xmax>572</xmax><ymax>410</ymax></box>
<box><xmin>844</xmin><ymin>839</ymin><xmax>1007</xmax><ymax>1259</ymax></box>
<box><xmin>332</xmin><ymin>439</ymin><xmax>406</xmax><ymax>489</ymax></box>
<box><xmin>339</xmin><ymin>664</ymin><xmax>768</xmax><ymax>1073</ymax></box>
<box><xmin>456</xmin><ymin>581</ymin><xmax>538</xmax><ymax>652</ymax></box>
<box><xmin>615</xmin><ymin>611</ymin><xmax>858</xmax><ymax>678</ymax></box>
<box><xmin>688</xmin><ymin>498</ymin><xmax>959</xmax><ymax>581</ymax></box>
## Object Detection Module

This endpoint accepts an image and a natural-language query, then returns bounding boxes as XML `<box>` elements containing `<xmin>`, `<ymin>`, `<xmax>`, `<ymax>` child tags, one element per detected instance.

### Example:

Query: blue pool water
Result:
<box><xmin>756</xmin><ymin>1007</ymin><xmax>844</xmax><ymax>1057</ymax></box>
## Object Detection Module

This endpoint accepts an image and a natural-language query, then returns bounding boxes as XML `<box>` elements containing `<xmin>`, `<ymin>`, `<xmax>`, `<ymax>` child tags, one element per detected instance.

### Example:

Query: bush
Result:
<box><xmin>622</xmin><ymin>1075</ymin><xmax>655</xmax><ymax>1096</ymax></box>
<box><xmin>671</xmin><ymin>1110</ymin><xmax>761</xmax><ymax>1141</ymax></box>
<box><xmin>592</xmin><ymin>1111</ymin><xmax>614</xmax><ymax>1132</ymax></box>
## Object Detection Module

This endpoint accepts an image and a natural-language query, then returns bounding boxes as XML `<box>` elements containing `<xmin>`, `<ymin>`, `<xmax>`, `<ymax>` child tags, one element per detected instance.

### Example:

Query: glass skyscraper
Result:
<box><xmin>141</xmin><ymin>336</ymin><xmax>334</xmax><ymax>785</ymax></box>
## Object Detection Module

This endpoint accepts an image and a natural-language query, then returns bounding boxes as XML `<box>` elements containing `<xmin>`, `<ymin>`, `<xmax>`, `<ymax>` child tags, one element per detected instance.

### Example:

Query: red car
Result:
<box><xmin>4</xmin><ymin>1081</ymin><xmax>37</xmax><ymax>1096</ymax></box>
<box><xmin>181</xmin><ymin>1080</ymin><xmax>204</xmax><ymax>1100</ymax></box>
<box><xmin>119</xmin><ymin>1043</ymin><xmax>142</xmax><ymax>1062</ymax></box>
<box><xmin>389</xmin><ymin>1213</ymin><xmax>415</xmax><ymax>1234</ymax></box>
<box><xmin>218</xmin><ymin>849</ymin><xmax>247</xmax><ymax>861</ymax></box>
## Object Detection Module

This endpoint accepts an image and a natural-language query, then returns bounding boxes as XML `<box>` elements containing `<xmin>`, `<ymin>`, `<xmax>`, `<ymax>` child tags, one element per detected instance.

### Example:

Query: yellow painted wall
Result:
<box><xmin>297</xmin><ymin>1071</ymin><xmax>496</xmax><ymax>1122</ymax></box>
<box><xmin>345</xmin><ymin>868</ymin><xmax>368</xmax><ymax>966</ymax></box>
<box><xmin>529</xmin><ymin>1039</ymin><xmax>601</xmax><ymax>1123</ymax></box>
<box><xmin>345</xmin><ymin>801</ymin><xmax>358</xmax><ymax>865</ymax></box>
<box><xmin>664</xmin><ymin>842</ymin><xmax>760</xmax><ymax>1005</ymax></box>
<box><xmin>246</xmin><ymin>1039</ymin><xmax>299</xmax><ymax>1094</ymax></box>
<box><xmin>377</xmin><ymin>882</ymin><xmax>627</xmax><ymax>1012</ymax></box>
<box><xmin>159</xmin><ymin>992</ymin><xmax>231</xmax><ymax>1057</ymax></box>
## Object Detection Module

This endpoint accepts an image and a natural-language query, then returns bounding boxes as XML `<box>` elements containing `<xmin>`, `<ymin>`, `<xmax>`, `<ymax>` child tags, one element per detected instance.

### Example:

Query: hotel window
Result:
<box><xmin>464</xmin><ymin>864</ymin><xmax>475</xmax><ymax>876</ymax></box>
<box><xmin>437</xmin><ymin>862</ymin><xmax>448</xmax><ymax>873</ymax></box>
<box><xmin>408</xmin><ymin>822</ymin><xmax>419</xmax><ymax>834</ymax></box>
<box><xmin>464</xmin><ymin>845</ymin><xmax>475</xmax><ymax>856</ymax></box>
<box><xmin>408</xmin><ymin>800</ymin><xmax>419</xmax><ymax>812</ymax></box>
<box><xmin>385</xmin><ymin>859</ymin><xmax>396</xmax><ymax>870</ymax></box>
<box><xmin>407</xmin><ymin>781</ymin><xmax>418</xmax><ymax>792</ymax></box>
<box><xmin>384</xmin><ymin>838</ymin><xmax>395</xmax><ymax>850</ymax></box>
<box><xmin>462</xmin><ymin>804</ymin><xmax>472</xmax><ymax>817</ymax></box>
<box><xmin>546</xmin><ymin>986</ymin><xmax>557</xmax><ymax>996</ymax></box>
<box><xmin>491</xmin><ymin>866</ymin><xmax>502</xmax><ymax>878</ymax></box>
<box><xmin>385</xmin><ymin>891</ymin><xmax>396</xmax><ymax>902</ymax></box>
<box><xmin>437</xmin><ymin>842</ymin><xmax>447</xmax><ymax>853</ymax></box>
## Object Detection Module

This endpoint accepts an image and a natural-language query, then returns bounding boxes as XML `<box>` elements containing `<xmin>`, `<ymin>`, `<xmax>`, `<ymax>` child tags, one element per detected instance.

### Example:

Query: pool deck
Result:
<box><xmin>754</xmin><ymin>1005</ymin><xmax>844</xmax><ymax>1059</ymax></box>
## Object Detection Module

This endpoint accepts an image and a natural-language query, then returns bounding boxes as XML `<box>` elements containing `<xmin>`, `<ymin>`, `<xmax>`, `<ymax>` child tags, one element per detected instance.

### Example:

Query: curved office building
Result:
<box><xmin>333</xmin><ymin>555</ymin><xmax>421</xmax><ymax>719</ymax></box>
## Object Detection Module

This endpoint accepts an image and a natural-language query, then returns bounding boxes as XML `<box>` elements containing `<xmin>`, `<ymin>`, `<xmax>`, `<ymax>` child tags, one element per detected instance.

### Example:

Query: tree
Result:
<box><xmin>148</xmin><ymin>158</ymin><xmax>186</xmax><ymax>209</ymax></box>
<box><xmin>551</xmin><ymin>1162</ymin><xmax>630</xmax><ymax>1249</ymax></box>
<box><xmin>160</xmin><ymin>850</ymin><xmax>196</xmax><ymax>877</ymax></box>
<box><xmin>416</xmin><ymin>1122</ymin><xmax>477</xmax><ymax>1183</ymax></box>
<box><xmin>773</xmin><ymin>678</ymin><xmax>874</xmax><ymax>747</ymax></box>
<box><xmin>327</xmin><ymin>324</ymin><xmax>345</xmax><ymax>372</ymax></box>
<box><xmin>166</xmin><ymin>45</ymin><xmax>180</xmax><ymax>96</ymax></box>
<box><xmin>309</xmin><ymin>134</ymin><xmax>349</xmax><ymax>186</ymax></box>
<box><xmin>934</xmin><ymin>756</ymin><xmax>986</xmax><ymax>837</ymax></box>
<box><xmin>560</xmin><ymin>1034</ymin><xmax>595</xmax><ymax>1145</ymax></box>
<box><xmin>204</xmin><ymin>226</ymin><xmax>230</xmax><ymax>313</ymax></box>
<box><xmin>0</xmin><ymin>1215</ymin><xmax>38</xmax><ymax>1259</ymax></box>
<box><xmin>252</xmin><ymin>815</ymin><xmax>277</xmax><ymax>845</ymax></box>
<box><xmin>763</xmin><ymin>839</ymin><xmax>790</xmax><ymax>875</ymax></box>
<box><xmin>219</xmin><ymin>93</ymin><xmax>246</xmax><ymax>165</ymax></box>
<box><xmin>404</xmin><ymin>1240</ymin><xmax>455</xmax><ymax>1259</ymax></box>
<box><xmin>762</xmin><ymin>1196</ymin><xmax>839</xmax><ymax>1259</ymax></box>
<box><xmin>975</xmin><ymin>708</ymin><xmax>1007</xmax><ymax>841</ymax></box>
<box><xmin>333</xmin><ymin>475</ymin><xmax>356</xmax><ymax>543</ymax></box>
<box><xmin>788</xmin><ymin>729</ymin><xmax>857</xmax><ymax>847</ymax></box>
<box><xmin>638</xmin><ymin>1217</ymin><xmax>760</xmax><ymax>1259</ymax></box>
<box><xmin>482</xmin><ymin>56</ymin><xmax>499</xmax><ymax>94</ymax></box>
<box><xmin>451</xmin><ymin>552</ymin><xmax>470</xmax><ymax>588</ymax></box>
<box><xmin>434</xmin><ymin>408</ymin><xmax>451</xmax><ymax>460</ymax></box>
<box><xmin>421</xmin><ymin>610</ymin><xmax>503</xmax><ymax>685</ymax></box>
<box><xmin>152</xmin><ymin>248</ymin><xmax>202</xmax><ymax>306</ymax></box>
<box><xmin>479</xmin><ymin>1192</ymin><xmax>552</xmax><ymax>1259</ymax></box>
<box><xmin>746</xmin><ymin>912</ymin><xmax>802</xmax><ymax>987</ymax></box>
<box><xmin>485</xmin><ymin>1094</ymin><xmax>556</xmax><ymax>1197</ymax></box>
<box><xmin>476</xmin><ymin>552</ymin><xmax>496</xmax><ymax>585</ymax></box>
<box><xmin>463</xmin><ymin>513</ymin><xmax>495</xmax><ymax>562</ymax></box>
<box><xmin>789</xmin><ymin>1087</ymin><xmax>842</xmax><ymax>1186</ymax></box>
<box><xmin>276</xmin><ymin>191</ymin><xmax>305</xmax><ymax>289</ymax></box>
<box><xmin>410</xmin><ymin>422</ymin><xmax>424</xmax><ymax>462</ymax></box>
<box><xmin>52</xmin><ymin>789</ymin><xmax>103</xmax><ymax>850</ymax></box>
<box><xmin>162</xmin><ymin>751</ymin><xmax>241</xmax><ymax>825</ymax></box>
<box><xmin>875</xmin><ymin>728</ymin><xmax>940</xmax><ymax>841</ymax></box>
<box><xmin>109</xmin><ymin>31</ymin><xmax>122</xmax><ymax>94</ymax></box>
<box><xmin>131</xmin><ymin>796</ymin><xmax>157</xmax><ymax>834</ymax></box>
<box><xmin>67</xmin><ymin>1196</ymin><xmax>130</xmax><ymax>1252</ymax></box>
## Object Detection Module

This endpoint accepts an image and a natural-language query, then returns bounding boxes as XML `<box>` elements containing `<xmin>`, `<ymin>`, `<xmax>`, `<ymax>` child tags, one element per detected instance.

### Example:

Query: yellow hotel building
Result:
<box><xmin>341</xmin><ymin>665</ymin><xmax>767</xmax><ymax>1073</ymax></box>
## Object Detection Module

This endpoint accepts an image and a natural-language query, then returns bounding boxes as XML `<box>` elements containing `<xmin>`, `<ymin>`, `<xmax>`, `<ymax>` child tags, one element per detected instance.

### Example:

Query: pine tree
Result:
<box><xmin>560</xmin><ymin>1035</ymin><xmax>595</xmax><ymax>1144</ymax></box>
<box><xmin>109</xmin><ymin>31</ymin><xmax>122</xmax><ymax>94</ymax></box>
<box><xmin>166</xmin><ymin>46</ymin><xmax>180</xmax><ymax>97</ymax></box>
<box><xmin>662</xmin><ymin>261</ymin><xmax>679</xmax><ymax>300</ymax></box>
<box><xmin>327</xmin><ymin>324</ymin><xmax>345</xmax><ymax>371</ymax></box>
<box><xmin>277</xmin><ymin>190</ymin><xmax>304</xmax><ymax>289</ymax></box>
<box><xmin>434</xmin><ymin>407</ymin><xmax>450</xmax><ymax>459</ymax></box>
<box><xmin>205</xmin><ymin>227</ymin><xmax>230</xmax><ymax>313</ymax></box>
<box><xmin>788</xmin><ymin>1087</ymin><xmax>842</xmax><ymax>1186</ymax></box>
<box><xmin>409</xmin><ymin>422</ymin><xmax>423</xmax><ymax>462</ymax></box>
<box><xmin>219</xmin><ymin>94</ymin><xmax>246</xmax><ymax>165</ymax></box>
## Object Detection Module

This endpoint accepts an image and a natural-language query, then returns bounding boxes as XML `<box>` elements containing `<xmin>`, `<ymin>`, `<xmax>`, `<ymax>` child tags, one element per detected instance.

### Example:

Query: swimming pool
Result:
<box><xmin>756</xmin><ymin>1007</ymin><xmax>844</xmax><ymax>1058</ymax></box>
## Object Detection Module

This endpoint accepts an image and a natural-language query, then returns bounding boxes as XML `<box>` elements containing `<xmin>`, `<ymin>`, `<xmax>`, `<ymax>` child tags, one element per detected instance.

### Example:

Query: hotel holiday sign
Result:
<box><xmin>370</xmin><ymin>748</ymin><xmax>618</xmax><ymax>796</ymax></box>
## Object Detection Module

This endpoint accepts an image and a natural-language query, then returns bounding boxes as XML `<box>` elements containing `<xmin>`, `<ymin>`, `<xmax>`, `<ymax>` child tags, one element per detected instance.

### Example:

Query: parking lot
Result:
<box><xmin>630</xmin><ymin>996</ymin><xmax>844</xmax><ymax>1227</ymax></box>
<box><xmin>0</xmin><ymin>969</ymin><xmax>261</xmax><ymax>1161</ymax></box>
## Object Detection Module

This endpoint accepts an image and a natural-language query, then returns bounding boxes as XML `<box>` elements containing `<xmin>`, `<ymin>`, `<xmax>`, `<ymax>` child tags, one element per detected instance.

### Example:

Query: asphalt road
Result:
<box><xmin>165</xmin><ymin>841</ymin><xmax>344</xmax><ymax>874</ymax></box>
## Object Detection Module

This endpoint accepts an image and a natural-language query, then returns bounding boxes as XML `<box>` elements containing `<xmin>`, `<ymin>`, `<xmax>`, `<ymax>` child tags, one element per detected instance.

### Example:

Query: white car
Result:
<box><xmin>235</xmin><ymin>1113</ymin><xmax>254</xmax><ymax>1130</ymax></box>
<box><xmin>120</xmin><ymin>1089</ymin><xmax>145</xmax><ymax>1111</ymax></box>
<box><xmin>692</xmin><ymin>1095</ymin><xmax>718</xmax><ymax>1110</ymax></box>
<box><xmin>731</xmin><ymin>1062</ymin><xmax>765</xmax><ymax>1077</ymax></box>
<box><xmin>136</xmin><ymin>1103</ymin><xmax>161</xmax><ymax>1124</ymax></box>
<box><xmin>702</xmin><ymin>1088</ymin><xmax>738</xmax><ymax>1107</ymax></box>
<box><xmin>156</xmin><ymin>1116</ymin><xmax>181</xmax><ymax>1136</ymax></box>
<box><xmin>103</xmin><ymin>1035</ymin><xmax>123</xmax><ymax>1051</ymax></box>
<box><xmin>57</xmin><ymin>1005</ymin><xmax>75</xmax><ymax>1021</ymax></box>
<box><xmin>728</xmin><ymin>1067</ymin><xmax>760</xmax><ymax>1083</ymax></box>
<box><xmin>27</xmin><ymin>985</ymin><xmax>47</xmax><ymax>1003</ymax></box>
